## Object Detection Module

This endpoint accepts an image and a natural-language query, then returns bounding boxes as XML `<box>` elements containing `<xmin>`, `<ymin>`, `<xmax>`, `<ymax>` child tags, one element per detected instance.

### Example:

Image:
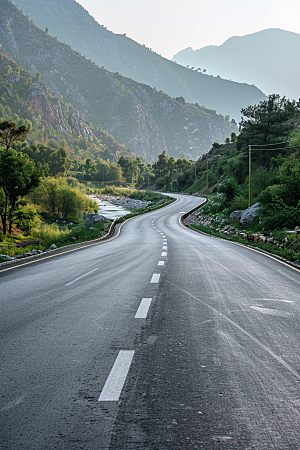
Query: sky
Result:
<box><xmin>76</xmin><ymin>0</ymin><xmax>300</xmax><ymax>59</ymax></box>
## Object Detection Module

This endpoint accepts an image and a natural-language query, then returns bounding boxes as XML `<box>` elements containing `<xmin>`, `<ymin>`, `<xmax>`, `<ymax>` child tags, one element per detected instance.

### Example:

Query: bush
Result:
<box><xmin>12</xmin><ymin>204</ymin><xmax>41</xmax><ymax>235</ymax></box>
<box><xmin>31</xmin><ymin>223</ymin><xmax>71</xmax><ymax>241</ymax></box>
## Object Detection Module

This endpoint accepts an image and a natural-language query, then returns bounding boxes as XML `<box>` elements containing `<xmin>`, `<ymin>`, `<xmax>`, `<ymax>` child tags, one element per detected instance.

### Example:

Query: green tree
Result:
<box><xmin>230</xmin><ymin>132</ymin><xmax>237</xmax><ymax>142</ymax></box>
<box><xmin>237</xmin><ymin>94</ymin><xmax>296</xmax><ymax>152</ymax></box>
<box><xmin>0</xmin><ymin>121</ymin><xmax>29</xmax><ymax>151</ymax></box>
<box><xmin>12</xmin><ymin>204</ymin><xmax>41</xmax><ymax>235</ymax></box>
<box><xmin>156</xmin><ymin>151</ymin><xmax>169</xmax><ymax>176</ymax></box>
<box><xmin>118</xmin><ymin>156</ymin><xmax>137</xmax><ymax>182</ymax></box>
<box><xmin>0</xmin><ymin>149</ymin><xmax>40</xmax><ymax>234</ymax></box>
<box><xmin>219</xmin><ymin>179</ymin><xmax>238</xmax><ymax>206</ymax></box>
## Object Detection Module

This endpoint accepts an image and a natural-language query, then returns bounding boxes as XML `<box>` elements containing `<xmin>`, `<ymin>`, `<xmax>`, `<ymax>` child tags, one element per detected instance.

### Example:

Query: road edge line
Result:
<box><xmin>179</xmin><ymin>200</ymin><xmax>300</xmax><ymax>273</ymax></box>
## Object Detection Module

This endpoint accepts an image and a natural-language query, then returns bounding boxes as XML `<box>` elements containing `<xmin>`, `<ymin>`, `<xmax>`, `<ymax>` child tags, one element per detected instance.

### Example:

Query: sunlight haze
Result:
<box><xmin>76</xmin><ymin>0</ymin><xmax>300</xmax><ymax>58</ymax></box>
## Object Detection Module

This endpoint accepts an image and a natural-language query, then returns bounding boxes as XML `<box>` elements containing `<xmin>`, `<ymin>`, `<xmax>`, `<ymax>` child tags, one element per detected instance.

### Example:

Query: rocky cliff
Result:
<box><xmin>0</xmin><ymin>0</ymin><xmax>238</xmax><ymax>160</ymax></box>
<box><xmin>0</xmin><ymin>46</ymin><xmax>133</xmax><ymax>159</ymax></box>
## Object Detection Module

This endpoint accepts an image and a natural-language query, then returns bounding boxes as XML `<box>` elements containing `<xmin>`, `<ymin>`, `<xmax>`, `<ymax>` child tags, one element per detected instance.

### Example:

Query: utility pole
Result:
<box><xmin>206</xmin><ymin>155</ymin><xmax>209</xmax><ymax>198</ymax></box>
<box><xmin>249</xmin><ymin>144</ymin><xmax>251</xmax><ymax>207</ymax></box>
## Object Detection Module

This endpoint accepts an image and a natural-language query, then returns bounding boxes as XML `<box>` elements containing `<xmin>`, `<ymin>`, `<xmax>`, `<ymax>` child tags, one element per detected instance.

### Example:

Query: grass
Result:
<box><xmin>41</xmin><ymin>220</ymin><xmax>110</xmax><ymax>249</ymax></box>
<box><xmin>31</xmin><ymin>223</ymin><xmax>71</xmax><ymax>241</ymax></box>
<box><xmin>0</xmin><ymin>242</ymin><xmax>44</xmax><ymax>257</ymax></box>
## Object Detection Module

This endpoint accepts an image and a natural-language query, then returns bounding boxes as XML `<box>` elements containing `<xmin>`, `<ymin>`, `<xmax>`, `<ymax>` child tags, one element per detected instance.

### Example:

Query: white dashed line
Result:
<box><xmin>163</xmin><ymin>246</ymin><xmax>167</xmax><ymax>250</ymax></box>
<box><xmin>150</xmin><ymin>274</ymin><xmax>160</xmax><ymax>283</ymax></box>
<box><xmin>161</xmin><ymin>252</ymin><xmax>167</xmax><ymax>256</ymax></box>
<box><xmin>66</xmin><ymin>268</ymin><xmax>99</xmax><ymax>286</ymax></box>
<box><xmin>158</xmin><ymin>261</ymin><xmax>165</xmax><ymax>266</ymax></box>
<box><xmin>98</xmin><ymin>350</ymin><xmax>135</xmax><ymax>402</ymax></box>
<box><xmin>135</xmin><ymin>298</ymin><xmax>152</xmax><ymax>319</ymax></box>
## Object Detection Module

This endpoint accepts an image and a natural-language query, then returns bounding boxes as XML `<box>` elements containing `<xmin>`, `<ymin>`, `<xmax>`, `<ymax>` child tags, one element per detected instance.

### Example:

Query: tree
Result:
<box><xmin>35</xmin><ymin>177</ymin><xmax>59</xmax><ymax>214</ymax></box>
<box><xmin>174</xmin><ymin>96</ymin><xmax>185</xmax><ymax>105</ymax></box>
<box><xmin>36</xmin><ymin>72</ymin><xmax>41</xmax><ymax>81</ymax></box>
<box><xmin>231</xmin><ymin>132</ymin><xmax>237</xmax><ymax>143</ymax></box>
<box><xmin>156</xmin><ymin>151</ymin><xmax>169</xmax><ymax>176</ymax></box>
<box><xmin>0</xmin><ymin>121</ymin><xmax>29</xmax><ymax>151</ymax></box>
<box><xmin>118</xmin><ymin>156</ymin><xmax>137</xmax><ymax>182</ymax></box>
<box><xmin>0</xmin><ymin>150</ymin><xmax>40</xmax><ymax>234</ymax></box>
<box><xmin>219</xmin><ymin>179</ymin><xmax>238</xmax><ymax>206</ymax></box>
<box><xmin>237</xmin><ymin>94</ymin><xmax>296</xmax><ymax>152</ymax></box>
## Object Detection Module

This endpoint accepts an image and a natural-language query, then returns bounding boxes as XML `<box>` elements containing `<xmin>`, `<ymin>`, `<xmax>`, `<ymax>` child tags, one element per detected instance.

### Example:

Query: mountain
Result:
<box><xmin>172</xmin><ymin>29</ymin><xmax>300</xmax><ymax>101</ymax></box>
<box><xmin>11</xmin><ymin>0</ymin><xmax>266</xmax><ymax>120</ymax></box>
<box><xmin>0</xmin><ymin>46</ymin><xmax>133</xmax><ymax>162</ymax></box>
<box><xmin>0</xmin><ymin>0</ymin><xmax>238</xmax><ymax>161</ymax></box>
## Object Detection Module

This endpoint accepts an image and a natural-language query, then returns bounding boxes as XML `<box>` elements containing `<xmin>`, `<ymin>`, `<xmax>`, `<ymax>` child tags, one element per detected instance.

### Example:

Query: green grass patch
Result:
<box><xmin>41</xmin><ymin>220</ymin><xmax>110</xmax><ymax>249</ymax></box>
<box><xmin>31</xmin><ymin>223</ymin><xmax>71</xmax><ymax>241</ymax></box>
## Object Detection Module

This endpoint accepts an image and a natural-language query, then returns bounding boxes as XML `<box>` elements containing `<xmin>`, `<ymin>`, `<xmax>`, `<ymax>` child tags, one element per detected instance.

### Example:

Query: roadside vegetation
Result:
<box><xmin>0</xmin><ymin>121</ymin><xmax>174</xmax><ymax>262</ymax></box>
<box><xmin>174</xmin><ymin>95</ymin><xmax>300</xmax><ymax>261</ymax></box>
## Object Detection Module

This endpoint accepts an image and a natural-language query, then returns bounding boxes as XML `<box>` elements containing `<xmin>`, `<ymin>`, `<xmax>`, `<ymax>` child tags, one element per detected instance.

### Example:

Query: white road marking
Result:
<box><xmin>161</xmin><ymin>252</ymin><xmax>167</xmax><ymax>256</ymax></box>
<box><xmin>66</xmin><ymin>268</ymin><xmax>99</xmax><ymax>286</ymax></box>
<box><xmin>163</xmin><ymin>246</ymin><xmax>167</xmax><ymax>250</ymax></box>
<box><xmin>158</xmin><ymin>261</ymin><xmax>165</xmax><ymax>266</ymax></box>
<box><xmin>98</xmin><ymin>350</ymin><xmax>135</xmax><ymax>402</ymax></box>
<box><xmin>135</xmin><ymin>298</ymin><xmax>152</xmax><ymax>319</ymax></box>
<box><xmin>162</xmin><ymin>235</ymin><xmax>166</xmax><ymax>238</ymax></box>
<box><xmin>150</xmin><ymin>274</ymin><xmax>160</xmax><ymax>283</ymax></box>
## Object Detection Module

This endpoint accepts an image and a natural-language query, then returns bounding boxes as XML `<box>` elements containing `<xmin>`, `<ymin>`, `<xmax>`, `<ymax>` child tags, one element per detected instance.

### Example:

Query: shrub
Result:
<box><xmin>31</xmin><ymin>223</ymin><xmax>71</xmax><ymax>241</ymax></box>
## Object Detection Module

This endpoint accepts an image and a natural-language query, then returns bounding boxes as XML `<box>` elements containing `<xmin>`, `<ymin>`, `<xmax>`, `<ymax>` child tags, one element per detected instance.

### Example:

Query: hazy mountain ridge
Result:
<box><xmin>12</xmin><ymin>0</ymin><xmax>266</xmax><ymax>120</ymax></box>
<box><xmin>172</xmin><ymin>29</ymin><xmax>300</xmax><ymax>101</ymax></box>
<box><xmin>0</xmin><ymin>0</ymin><xmax>237</xmax><ymax>160</ymax></box>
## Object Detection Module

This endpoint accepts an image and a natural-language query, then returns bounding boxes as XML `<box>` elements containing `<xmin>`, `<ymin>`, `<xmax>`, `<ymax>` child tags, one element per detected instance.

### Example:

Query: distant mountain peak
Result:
<box><xmin>172</xmin><ymin>28</ymin><xmax>300</xmax><ymax>100</ymax></box>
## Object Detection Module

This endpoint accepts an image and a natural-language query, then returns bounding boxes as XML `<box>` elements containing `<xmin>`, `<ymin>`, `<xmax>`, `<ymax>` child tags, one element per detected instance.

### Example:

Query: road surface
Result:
<box><xmin>1</xmin><ymin>194</ymin><xmax>300</xmax><ymax>449</ymax></box>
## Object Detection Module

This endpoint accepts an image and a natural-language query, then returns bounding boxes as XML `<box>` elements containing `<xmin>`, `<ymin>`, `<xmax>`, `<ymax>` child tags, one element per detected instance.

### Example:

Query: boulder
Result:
<box><xmin>85</xmin><ymin>213</ymin><xmax>105</xmax><ymax>228</ymax></box>
<box><xmin>240</xmin><ymin>203</ymin><xmax>260</xmax><ymax>224</ymax></box>
<box><xmin>229</xmin><ymin>210</ymin><xmax>243</xmax><ymax>222</ymax></box>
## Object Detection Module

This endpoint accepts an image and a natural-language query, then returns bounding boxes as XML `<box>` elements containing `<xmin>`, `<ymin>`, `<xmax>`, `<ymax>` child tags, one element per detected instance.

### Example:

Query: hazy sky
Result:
<box><xmin>76</xmin><ymin>0</ymin><xmax>300</xmax><ymax>59</ymax></box>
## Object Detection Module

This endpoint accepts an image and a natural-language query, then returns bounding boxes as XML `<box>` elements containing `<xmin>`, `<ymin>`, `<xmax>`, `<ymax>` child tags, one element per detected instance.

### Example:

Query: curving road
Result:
<box><xmin>1</xmin><ymin>194</ymin><xmax>300</xmax><ymax>450</ymax></box>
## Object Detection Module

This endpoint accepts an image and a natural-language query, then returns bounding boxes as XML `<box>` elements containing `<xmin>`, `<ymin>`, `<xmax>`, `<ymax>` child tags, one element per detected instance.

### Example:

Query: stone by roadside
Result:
<box><xmin>183</xmin><ymin>211</ymin><xmax>300</xmax><ymax>248</ymax></box>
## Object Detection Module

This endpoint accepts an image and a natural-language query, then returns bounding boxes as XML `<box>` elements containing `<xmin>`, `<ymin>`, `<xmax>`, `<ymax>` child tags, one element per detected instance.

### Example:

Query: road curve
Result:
<box><xmin>1</xmin><ymin>194</ymin><xmax>300</xmax><ymax>450</ymax></box>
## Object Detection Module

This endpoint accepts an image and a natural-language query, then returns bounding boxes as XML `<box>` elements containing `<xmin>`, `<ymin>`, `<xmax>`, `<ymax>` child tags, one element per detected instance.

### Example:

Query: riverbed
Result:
<box><xmin>91</xmin><ymin>197</ymin><xmax>131</xmax><ymax>220</ymax></box>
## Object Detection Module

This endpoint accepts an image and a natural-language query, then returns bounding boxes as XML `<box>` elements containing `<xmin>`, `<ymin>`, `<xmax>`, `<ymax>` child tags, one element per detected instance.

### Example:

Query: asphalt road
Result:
<box><xmin>1</xmin><ymin>194</ymin><xmax>300</xmax><ymax>450</ymax></box>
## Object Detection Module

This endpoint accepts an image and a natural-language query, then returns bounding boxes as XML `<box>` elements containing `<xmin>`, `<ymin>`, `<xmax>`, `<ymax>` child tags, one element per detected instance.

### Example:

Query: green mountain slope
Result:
<box><xmin>0</xmin><ymin>46</ymin><xmax>133</xmax><ymax>163</ymax></box>
<box><xmin>0</xmin><ymin>0</ymin><xmax>237</xmax><ymax>160</ymax></box>
<box><xmin>13</xmin><ymin>0</ymin><xmax>266</xmax><ymax>120</ymax></box>
<box><xmin>173</xmin><ymin>29</ymin><xmax>300</xmax><ymax>101</ymax></box>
